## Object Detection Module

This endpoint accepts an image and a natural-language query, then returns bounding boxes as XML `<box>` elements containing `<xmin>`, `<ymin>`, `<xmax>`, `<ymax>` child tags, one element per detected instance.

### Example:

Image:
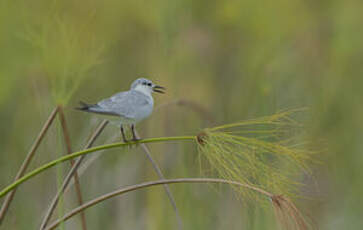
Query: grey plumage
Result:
<box><xmin>76</xmin><ymin>78</ymin><xmax>165</xmax><ymax>142</ymax></box>
<box><xmin>87</xmin><ymin>90</ymin><xmax>153</xmax><ymax>122</ymax></box>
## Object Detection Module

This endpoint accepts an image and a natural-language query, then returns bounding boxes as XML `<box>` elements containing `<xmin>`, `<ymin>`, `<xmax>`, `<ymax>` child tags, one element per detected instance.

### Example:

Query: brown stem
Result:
<box><xmin>0</xmin><ymin>107</ymin><xmax>59</xmax><ymax>225</ymax></box>
<box><xmin>40</xmin><ymin>120</ymin><xmax>109</xmax><ymax>230</ymax></box>
<box><xmin>271</xmin><ymin>195</ymin><xmax>311</xmax><ymax>230</ymax></box>
<box><xmin>45</xmin><ymin>178</ymin><xmax>273</xmax><ymax>230</ymax></box>
<box><xmin>58</xmin><ymin>106</ymin><xmax>87</xmax><ymax>230</ymax></box>
<box><xmin>135</xmin><ymin>130</ymin><xmax>183</xmax><ymax>230</ymax></box>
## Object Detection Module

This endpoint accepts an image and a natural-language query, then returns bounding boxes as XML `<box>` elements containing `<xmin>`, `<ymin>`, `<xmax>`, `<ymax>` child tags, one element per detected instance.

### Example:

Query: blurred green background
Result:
<box><xmin>1</xmin><ymin>0</ymin><xmax>362</xmax><ymax>229</ymax></box>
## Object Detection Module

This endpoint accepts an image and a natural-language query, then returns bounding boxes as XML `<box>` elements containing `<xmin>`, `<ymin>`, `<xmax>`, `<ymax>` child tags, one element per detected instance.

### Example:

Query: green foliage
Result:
<box><xmin>23</xmin><ymin>10</ymin><xmax>104</xmax><ymax>105</ymax></box>
<box><xmin>1</xmin><ymin>0</ymin><xmax>362</xmax><ymax>228</ymax></box>
<box><xmin>198</xmin><ymin>110</ymin><xmax>315</xmax><ymax>203</ymax></box>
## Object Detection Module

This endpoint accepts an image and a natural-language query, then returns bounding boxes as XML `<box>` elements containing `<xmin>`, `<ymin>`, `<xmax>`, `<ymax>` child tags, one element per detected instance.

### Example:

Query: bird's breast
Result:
<box><xmin>133</xmin><ymin>98</ymin><xmax>153</xmax><ymax>122</ymax></box>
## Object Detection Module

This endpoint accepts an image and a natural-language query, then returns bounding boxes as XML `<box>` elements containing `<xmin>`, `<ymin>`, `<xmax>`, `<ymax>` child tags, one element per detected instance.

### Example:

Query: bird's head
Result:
<box><xmin>130</xmin><ymin>78</ymin><xmax>165</xmax><ymax>96</ymax></box>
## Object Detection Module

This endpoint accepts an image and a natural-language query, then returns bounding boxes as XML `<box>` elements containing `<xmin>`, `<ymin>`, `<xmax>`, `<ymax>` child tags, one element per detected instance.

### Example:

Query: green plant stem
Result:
<box><xmin>45</xmin><ymin>178</ymin><xmax>273</xmax><ymax>230</ymax></box>
<box><xmin>0</xmin><ymin>136</ymin><xmax>196</xmax><ymax>199</ymax></box>
<box><xmin>0</xmin><ymin>106</ymin><xmax>59</xmax><ymax>225</ymax></box>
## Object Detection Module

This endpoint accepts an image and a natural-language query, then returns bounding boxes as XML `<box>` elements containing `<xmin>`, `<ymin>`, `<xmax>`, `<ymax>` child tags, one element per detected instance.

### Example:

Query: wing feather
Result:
<box><xmin>96</xmin><ymin>91</ymin><xmax>151</xmax><ymax>119</ymax></box>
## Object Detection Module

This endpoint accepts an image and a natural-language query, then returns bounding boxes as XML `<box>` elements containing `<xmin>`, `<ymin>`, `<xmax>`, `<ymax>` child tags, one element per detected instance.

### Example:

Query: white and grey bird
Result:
<box><xmin>77</xmin><ymin>78</ymin><xmax>165</xmax><ymax>142</ymax></box>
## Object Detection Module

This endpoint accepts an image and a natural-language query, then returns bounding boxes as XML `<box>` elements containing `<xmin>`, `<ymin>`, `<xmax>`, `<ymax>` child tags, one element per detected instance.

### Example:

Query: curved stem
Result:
<box><xmin>45</xmin><ymin>178</ymin><xmax>273</xmax><ymax>230</ymax></box>
<box><xmin>0</xmin><ymin>136</ymin><xmax>196</xmax><ymax>199</ymax></box>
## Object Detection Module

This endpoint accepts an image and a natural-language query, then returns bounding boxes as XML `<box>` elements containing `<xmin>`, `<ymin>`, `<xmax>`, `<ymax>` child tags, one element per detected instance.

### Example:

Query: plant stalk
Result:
<box><xmin>0</xmin><ymin>136</ymin><xmax>195</xmax><ymax>200</ymax></box>
<box><xmin>135</xmin><ymin>130</ymin><xmax>183</xmax><ymax>230</ymax></box>
<box><xmin>45</xmin><ymin>178</ymin><xmax>273</xmax><ymax>230</ymax></box>
<box><xmin>0</xmin><ymin>107</ymin><xmax>59</xmax><ymax>225</ymax></box>
<box><xmin>58</xmin><ymin>106</ymin><xmax>87</xmax><ymax>230</ymax></box>
<box><xmin>40</xmin><ymin>120</ymin><xmax>109</xmax><ymax>230</ymax></box>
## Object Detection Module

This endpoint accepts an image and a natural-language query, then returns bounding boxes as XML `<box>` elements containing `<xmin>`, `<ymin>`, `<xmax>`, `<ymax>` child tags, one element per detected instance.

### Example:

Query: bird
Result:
<box><xmin>76</xmin><ymin>78</ymin><xmax>165</xmax><ymax>142</ymax></box>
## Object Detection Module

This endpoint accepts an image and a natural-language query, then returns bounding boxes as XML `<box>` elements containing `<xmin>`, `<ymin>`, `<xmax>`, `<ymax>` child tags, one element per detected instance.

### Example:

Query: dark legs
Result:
<box><xmin>131</xmin><ymin>124</ymin><xmax>140</xmax><ymax>141</ymax></box>
<box><xmin>120</xmin><ymin>125</ymin><xmax>128</xmax><ymax>143</ymax></box>
<box><xmin>120</xmin><ymin>124</ymin><xmax>141</xmax><ymax>142</ymax></box>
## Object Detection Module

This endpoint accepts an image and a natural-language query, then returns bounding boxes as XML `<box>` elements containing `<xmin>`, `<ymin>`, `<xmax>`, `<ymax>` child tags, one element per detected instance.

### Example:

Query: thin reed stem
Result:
<box><xmin>40</xmin><ymin>120</ymin><xmax>109</xmax><ymax>230</ymax></box>
<box><xmin>135</xmin><ymin>130</ymin><xmax>183</xmax><ymax>230</ymax></box>
<box><xmin>58</xmin><ymin>106</ymin><xmax>87</xmax><ymax>230</ymax></box>
<box><xmin>0</xmin><ymin>106</ymin><xmax>59</xmax><ymax>225</ymax></box>
<box><xmin>45</xmin><ymin>178</ymin><xmax>273</xmax><ymax>230</ymax></box>
<box><xmin>0</xmin><ymin>136</ymin><xmax>196</xmax><ymax>199</ymax></box>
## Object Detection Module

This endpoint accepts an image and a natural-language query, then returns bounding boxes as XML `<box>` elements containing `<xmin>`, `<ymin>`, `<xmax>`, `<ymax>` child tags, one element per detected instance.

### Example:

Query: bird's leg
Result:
<box><xmin>120</xmin><ymin>125</ymin><xmax>128</xmax><ymax>143</ymax></box>
<box><xmin>131</xmin><ymin>124</ymin><xmax>141</xmax><ymax>141</ymax></box>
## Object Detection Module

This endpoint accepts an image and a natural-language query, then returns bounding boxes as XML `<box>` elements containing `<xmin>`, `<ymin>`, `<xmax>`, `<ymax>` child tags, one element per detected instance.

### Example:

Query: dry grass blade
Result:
<box><xmin>135</xmin><ymin>131</ymin><xmax>183</xmax><ymax>230</ymax></box>
<box><xmin>272</xmin><ymin>195</ymin><xmax>313</xmax><ymax>230</ymax></box>
<box><xmin>58</xmin><ymin>106</ymin><xmax>87</xmax><ymax>230</ymax></box>
<box><xmin>40</xmin><ymin>120</ymin><xmax>109</xmax><ymax>230</ymax></box>
<box><xmin>0</xmin><ymin>107</ymin><xmax>59</xmax><ymax>225</ymax></box>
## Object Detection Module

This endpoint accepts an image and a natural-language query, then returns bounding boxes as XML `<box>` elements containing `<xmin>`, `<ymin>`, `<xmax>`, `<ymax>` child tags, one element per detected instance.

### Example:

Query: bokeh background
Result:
<box><xmin>1</xmin><ymin>0</ymin><xmax>362</xmax><ymax>229</ymax></box>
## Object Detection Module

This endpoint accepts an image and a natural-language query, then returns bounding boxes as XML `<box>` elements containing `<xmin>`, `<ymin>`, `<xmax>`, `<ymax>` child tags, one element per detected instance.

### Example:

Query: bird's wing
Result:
<box><xmin>97</xmin><ymin>91</ymin><xmax>150</xmax><ymax>119</ymax></box>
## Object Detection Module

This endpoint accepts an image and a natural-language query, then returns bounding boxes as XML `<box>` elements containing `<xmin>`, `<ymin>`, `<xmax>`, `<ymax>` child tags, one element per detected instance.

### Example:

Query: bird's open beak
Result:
<box><xmin>153</xmin><ymin>85</ymin><xmax>166</xmax><ymax>94</ymax></box>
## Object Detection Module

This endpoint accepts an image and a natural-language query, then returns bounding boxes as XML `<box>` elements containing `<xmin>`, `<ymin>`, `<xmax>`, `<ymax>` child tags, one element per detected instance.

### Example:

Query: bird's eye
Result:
<box><xmin>147</xmin><ymin>83</ymin><xmax>152</xmax><ymax>86</ymax></box>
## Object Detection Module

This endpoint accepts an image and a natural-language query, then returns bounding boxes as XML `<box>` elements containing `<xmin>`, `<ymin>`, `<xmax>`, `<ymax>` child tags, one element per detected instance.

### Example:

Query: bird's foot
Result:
<box><xmin>120</xmin><ymin>136</ymin><xmax>129</xmax><ymax>144</ymax></box>
<box><xmin>128</xmin><ymin>137</ymin><xmax>141</xmax><ymax>148</ymax></box>
<box><xmin>121</xmin><ymin>138</ymin><xmax>135</xmax><ymax>149</ymax></box>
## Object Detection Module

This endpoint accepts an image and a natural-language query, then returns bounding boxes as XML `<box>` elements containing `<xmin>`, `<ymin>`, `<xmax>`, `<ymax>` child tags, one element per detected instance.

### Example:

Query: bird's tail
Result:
<box><xmin>75</xmin><ymin>101</ymin><xmax>96</xmax><ymax>111</ymax></box>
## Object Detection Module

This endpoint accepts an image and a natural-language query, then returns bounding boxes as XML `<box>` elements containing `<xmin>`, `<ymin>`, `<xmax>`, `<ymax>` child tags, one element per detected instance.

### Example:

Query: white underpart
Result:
<box><xmin>133</xmin><ymin>84</ymin><xmax>153</xmax><ymax>97</ymax></box>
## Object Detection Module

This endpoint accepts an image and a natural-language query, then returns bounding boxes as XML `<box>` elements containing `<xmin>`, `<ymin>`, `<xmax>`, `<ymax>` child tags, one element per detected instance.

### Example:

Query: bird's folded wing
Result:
<box><xmin>97</xmin><ymin>91</ymin><xmax>149</xmax><ymax>119</ymax></box>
